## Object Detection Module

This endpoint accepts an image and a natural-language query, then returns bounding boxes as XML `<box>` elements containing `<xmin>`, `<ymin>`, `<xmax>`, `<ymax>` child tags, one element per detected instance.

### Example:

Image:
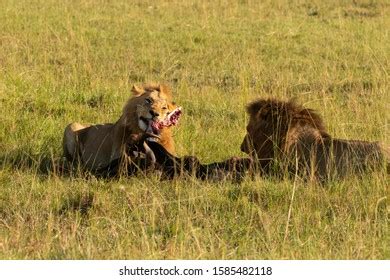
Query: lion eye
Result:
<box><xmin>145</xmin><ymin>98</ymin><xmax>152</xmax><ymax>104</ymax></box>
<box><xmin>162</xmin><ymin>106</ymin><xmax>167</xmax><ymax>110</ymax></box>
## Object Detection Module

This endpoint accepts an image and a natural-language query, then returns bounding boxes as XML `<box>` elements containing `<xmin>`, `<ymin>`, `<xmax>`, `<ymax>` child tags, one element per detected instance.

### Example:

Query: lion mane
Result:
<box><xmin>240</xmin><ymin>98</ymin><xmax>389</xmax><ymax>181</ymax></box>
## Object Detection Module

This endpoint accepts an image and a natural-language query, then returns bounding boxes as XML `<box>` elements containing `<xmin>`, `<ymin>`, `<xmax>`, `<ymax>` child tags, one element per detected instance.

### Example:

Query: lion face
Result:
<box><xmin>124</xmin><ymin>84</ymin><xmax>181</xmax><ymax>136</ymax></box>
<box><xmin>241</xmin><ymin>98</ymin><xmax>329</xmax><ymax>162</ymax></box>
<box><xmin>136</xmin><ymin>90</ymin><xmax>171</xmax><ymax>133</ymax></box>
<box><xmin>240</xmin><ymin>99</ymin><xmax>277</xmax><ymax>160</ymax></box>
<box><xmin>240</xmin><ymin>113</ymin><xmax>274</xmax><ymax>159</ymax></box>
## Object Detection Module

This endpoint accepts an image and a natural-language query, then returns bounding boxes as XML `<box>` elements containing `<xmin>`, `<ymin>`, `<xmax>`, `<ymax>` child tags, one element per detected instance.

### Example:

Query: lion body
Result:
<box><xmin>241</xmin><ymin>99</ymin><xmax>389</xmax><ymax>181</ymax></box>
<box><xmin>63</xmin><ymin>84</ymin><xmax>178</xmax><ymax>171</ymax></box>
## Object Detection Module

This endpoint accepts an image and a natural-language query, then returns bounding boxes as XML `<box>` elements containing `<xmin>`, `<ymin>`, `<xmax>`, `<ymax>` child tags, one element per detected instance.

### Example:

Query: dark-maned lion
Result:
<box><xmin>240</xmin><ymin>98</ymin><xmax>389</xmax><ymax>181</ymax></box>
<box><xmin>63</xmin><ymin>83</ymin><xmax>182</xmax><ymax>172</ymax></box>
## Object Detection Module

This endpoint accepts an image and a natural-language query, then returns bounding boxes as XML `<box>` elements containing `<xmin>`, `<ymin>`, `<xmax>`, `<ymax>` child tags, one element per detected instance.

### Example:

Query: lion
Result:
<box><xmin>63</xmin><ymin>83</ymin><xmax>182</xmax><ymax>172</ymax></box>
<box><xmin>240</xmin><ymin>98</ymin><xmax>389</xmax><ymax>181</ymax></box>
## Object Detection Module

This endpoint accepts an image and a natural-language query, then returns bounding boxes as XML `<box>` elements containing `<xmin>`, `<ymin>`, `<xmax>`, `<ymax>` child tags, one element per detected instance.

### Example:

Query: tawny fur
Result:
<box><xmin>240</xmin><ymin>98</ymin><xmax>389</xmax><ymax>181</ymax></box>
<box><xmin>63</xmin><ymin>83</ymin><xmax>178</xmax><ymax>171</ymax></box>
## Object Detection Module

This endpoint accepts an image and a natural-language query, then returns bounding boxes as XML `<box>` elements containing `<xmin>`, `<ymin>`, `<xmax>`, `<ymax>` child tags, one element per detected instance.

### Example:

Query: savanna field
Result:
<box><xmin>0</xmin><ymin>0</ymin><xmax>389</xmax><ymax>259</ymax></box>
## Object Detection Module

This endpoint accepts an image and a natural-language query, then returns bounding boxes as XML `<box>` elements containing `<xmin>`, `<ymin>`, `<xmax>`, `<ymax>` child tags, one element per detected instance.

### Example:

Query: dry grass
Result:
<box><xmin>0</xmin><ymin>0</ymin><xmax>389</xmax><ymax>259</ymax></box>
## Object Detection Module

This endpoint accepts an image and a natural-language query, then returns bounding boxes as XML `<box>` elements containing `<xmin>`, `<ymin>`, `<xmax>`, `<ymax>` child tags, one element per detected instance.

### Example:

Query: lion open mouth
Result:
<box><xmin>141</xmin><ymin>107</ymin><xmax>182</xmax><ymax>136</ymax></box>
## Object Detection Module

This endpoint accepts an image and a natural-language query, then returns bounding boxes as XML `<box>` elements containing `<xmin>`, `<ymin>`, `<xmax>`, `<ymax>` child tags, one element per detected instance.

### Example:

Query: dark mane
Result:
<box><xmin>246</xmin><ymin>98</ymin><xmax>328</xmax><ymax>136</ymax></box>
<box><xmin>242</xmin><ymin>98</ymin><xmax>388</xmax><ymax>181</ymax></box>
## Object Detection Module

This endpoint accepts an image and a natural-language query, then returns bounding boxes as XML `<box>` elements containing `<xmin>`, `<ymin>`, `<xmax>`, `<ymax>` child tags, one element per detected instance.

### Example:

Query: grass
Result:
<box><xmin>0</xmin><ymin>0</ymin><xmax>389</xmax><ymax>259</ymax></box>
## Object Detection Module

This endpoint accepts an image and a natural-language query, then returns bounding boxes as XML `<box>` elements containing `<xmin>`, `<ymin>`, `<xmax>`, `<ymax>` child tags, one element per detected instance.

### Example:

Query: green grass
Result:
<box><xmin>0</xmin><ymin>0</ymin><xmax>389</xmax><ymax>259</ymax></box>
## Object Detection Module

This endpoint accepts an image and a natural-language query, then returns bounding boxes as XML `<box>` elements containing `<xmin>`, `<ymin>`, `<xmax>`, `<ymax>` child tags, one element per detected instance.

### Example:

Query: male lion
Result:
<box><xmin>63</xmin><ymin>84</ymin><xmax>182</xmax><ymax>172</ymax></box>
<box><xmin>240</xmin><ymin>98</ymin><xmax>389</xmax><ymax>181</ymax></box>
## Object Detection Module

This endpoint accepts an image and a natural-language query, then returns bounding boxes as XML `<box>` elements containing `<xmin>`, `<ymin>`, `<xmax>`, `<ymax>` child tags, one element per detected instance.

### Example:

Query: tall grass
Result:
<box><xmin>0</xmin><ymin>0</ymin><xmax>389</xmax><ymax>259</ymax></box>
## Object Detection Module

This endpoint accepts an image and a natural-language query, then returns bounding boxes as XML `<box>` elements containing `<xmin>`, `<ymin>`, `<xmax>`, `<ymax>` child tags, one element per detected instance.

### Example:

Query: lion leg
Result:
<box><xmin>63</xmin><ymin>122</ymin><xmax>85</xmax><ymax>163</ymax></box>
<box><xmin>198</xmin><ymin>157</ymin><xmax>253</xmax><ymax>182</ymax></box>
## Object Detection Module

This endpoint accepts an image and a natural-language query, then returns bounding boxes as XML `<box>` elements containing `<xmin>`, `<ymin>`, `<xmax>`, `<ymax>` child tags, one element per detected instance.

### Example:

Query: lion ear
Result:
<box><xmin>159</xmin><ymin>84</ymin><xmax>172</xmax><ymax>99</ymax></box>
<box><xmin>131</xmin><ymin>85</ymin><xmax>144</xmax><ymax>96</ymax></box>
<box><xmin>246</xmin><ymin>100</ymin><xmax>264</xmax><ymax>116</ymax></box>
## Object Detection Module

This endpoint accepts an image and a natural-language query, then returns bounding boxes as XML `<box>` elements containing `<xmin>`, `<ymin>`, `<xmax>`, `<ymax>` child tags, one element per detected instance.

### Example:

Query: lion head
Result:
<box><xmin>240</xmin><ymin>98</ymin><xmax>389</xmax><ymax>181</ymax></box>
<box><xmin>240</xmin><ymin>98</ymin><xmax>329</xmax><ymax>165</ymax></box>
<box><xmin>122</xmin><ymin>84</ymin><xmax>182</xmax><ymax>136</ymax></box>
<box><xmin>120</xmin><ymin>83</ymin><xmax>181</xmax><ymax>155</ymax></box>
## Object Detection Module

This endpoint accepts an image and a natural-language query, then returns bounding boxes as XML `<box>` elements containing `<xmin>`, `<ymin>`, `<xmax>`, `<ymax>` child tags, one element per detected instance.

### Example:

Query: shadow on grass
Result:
<box><xmin>0</xmin><ymin>149</ymin><xmax>74</xmax><ymax>177</ymax></box>
<box><xmin>0</xmin><ymin>150</ymin><xmax>97</xmax><ymax>218</ymax></box>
